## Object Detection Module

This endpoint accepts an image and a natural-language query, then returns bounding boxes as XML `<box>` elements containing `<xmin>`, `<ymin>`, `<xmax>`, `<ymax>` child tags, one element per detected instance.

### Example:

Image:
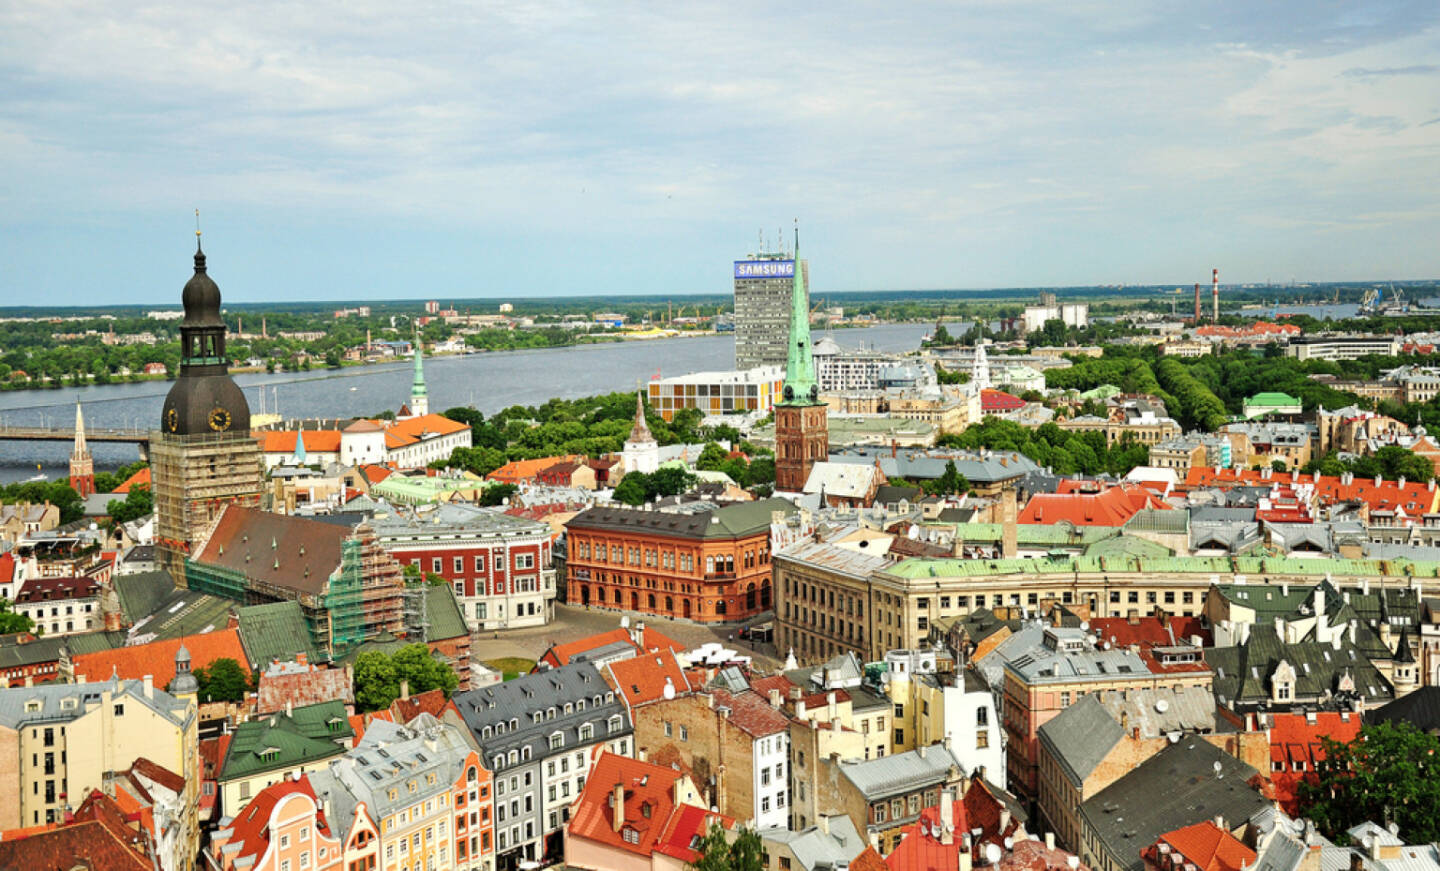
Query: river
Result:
<box><xmin>0</xmin><ymin>323</ymin><xmax>931</xmax><ymax>482</ymax></box>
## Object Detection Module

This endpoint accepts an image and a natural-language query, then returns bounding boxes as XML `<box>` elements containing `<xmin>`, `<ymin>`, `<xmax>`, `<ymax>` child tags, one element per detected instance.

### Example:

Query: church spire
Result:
<box><xmin>409</xmin><ymin>327</ymin><xmax>429</xmax><ymax>417</ymax></box>
<box><xmin>778</xmin><ymin>225</ymin><xmax>819</xmax><ymax>406</ymax></box>
<box><xmin>69</xmin><ymin>401</ymin><xmax>94</xmax><ymax>498</ymax></box>
<box><xmin>628</xmin><ymin>388</ymin><xmax>655</xmax><ymax>445</ymax></box>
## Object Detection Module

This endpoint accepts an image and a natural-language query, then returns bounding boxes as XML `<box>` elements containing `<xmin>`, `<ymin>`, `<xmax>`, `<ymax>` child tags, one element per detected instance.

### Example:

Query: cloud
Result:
<box><xmin>1343</xmin><ymin>65</ymin><xmax>1440</xmax><ymax>78</ymax></box>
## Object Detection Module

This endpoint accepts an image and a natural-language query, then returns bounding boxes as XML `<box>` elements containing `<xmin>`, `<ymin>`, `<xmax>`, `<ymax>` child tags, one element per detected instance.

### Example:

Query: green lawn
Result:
<box><xmin>484</xmin><ymin>657</ymin><xmax>537</xmax><ymax>681</ymax></box>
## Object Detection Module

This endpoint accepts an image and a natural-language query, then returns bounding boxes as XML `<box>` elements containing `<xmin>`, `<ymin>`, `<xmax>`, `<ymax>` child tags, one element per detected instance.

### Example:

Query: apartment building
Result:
<box><xmin>451</xmin><ymin>662</ymin><xmax>633</xmax><ymax>869</ymax></box>
<box><xmin>0</xmin><ymin>676</ymin><xmax>200</xmax><ymax>846</ymax></box>
<box><xmin>804</xmin><ymin>744</ymin><xmax>966</xmax><ymax>854</ymax></box>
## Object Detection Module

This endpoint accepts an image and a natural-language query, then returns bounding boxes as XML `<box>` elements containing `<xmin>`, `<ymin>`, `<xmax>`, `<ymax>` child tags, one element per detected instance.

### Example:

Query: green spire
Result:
<box><xmin>777</xmin><ymin>229</ymin><xmax>819</xmax><ymax>406</ymax></box>
<box><xmin>411</xmin><ymin>329</ymin><xmax>427</xmax><ymax>398</ymax></box>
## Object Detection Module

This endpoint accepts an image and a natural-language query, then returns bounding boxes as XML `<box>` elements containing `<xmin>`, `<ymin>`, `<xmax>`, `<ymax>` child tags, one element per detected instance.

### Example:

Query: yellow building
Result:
<box><xmin>0</xmin><ymin>676</ymin><xmax>199</xmax><ymax>863</ymax></box>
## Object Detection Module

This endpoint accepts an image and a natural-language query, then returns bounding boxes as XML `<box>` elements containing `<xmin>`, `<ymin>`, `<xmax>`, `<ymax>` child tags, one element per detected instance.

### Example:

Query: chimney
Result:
<box><xmin>1046</xmin><ymin>833</ymin><xmax>1055</xmax><ymax>850</ymax></box>
<box><xmin>961</xmin><ymin>849</ymin><xmax>974</xmax><ymax>871</ymax></box>
<box><xmin>1000</xmin><ymin>809</ymin><xmax>1011</xmax><ymax>832</ymax></box>
<box><xmin>1214</xmin><ymin>815</ymin><xmax>1226</xmax><ymax>830</ymax></box>
<box><xmin>612</xmin><ymin>783</ymin><xmax>625</xmax><ymax>832</ymax></box>
<box><xmin>1001</xmin><ymin>489</ymin><xmax>1018</xmax><ymax>559</ymax></box>
<box><xmin>769</xmin><ymin>689</ymin><xmax>782</xmax><ymax>708</ymax></box>
<box><xmin>296</xmin><ymin>651</ymin><xmax>308</xmax><ymax>666</ymax></box>
<box><xmin>817</xmin><ymin>814</ymin><xmax>830</xmax><ymax>835</ymax></box>
<box><xmin>637</xmin><ymin>748</ymin><xmax>647</xmax><ymax>762</ymax></box>
<box><xmin>940</xmin><ymin>789</ymin><xmax>955</xmax><ymax>845</ymax></box>
<box><xmin>401</xmin><ymin>679</ymin><xmax>410</xmax><ymax>701</ymax></box>
<box><xmin>827</xmin><ymin>691</ymin><xmax>837</xmax><ymax>720</ymax></box>
<box><xmin>796</xmin><ymin>699</ymin><xmax>807</xmax><ymax>720</ymax></box>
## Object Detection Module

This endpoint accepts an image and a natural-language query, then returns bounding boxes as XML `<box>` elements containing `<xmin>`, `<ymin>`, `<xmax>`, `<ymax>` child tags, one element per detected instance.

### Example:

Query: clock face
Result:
<box><xmin>209</xmin><ymin>407</ymin><xmax>233</xmax><ymax>432</ymax></box>
<box><xmin>165</xmin><ymin>407</ymin><xmax>179</xmax><ymax>432</ymax></box>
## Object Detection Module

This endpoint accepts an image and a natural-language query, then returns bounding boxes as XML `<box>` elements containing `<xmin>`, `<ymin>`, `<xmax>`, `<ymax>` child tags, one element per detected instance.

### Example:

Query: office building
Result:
<box><xmin>735</xmin><ymin>250</ymin><xmax>809</xmax><ymax>370</ymax></box>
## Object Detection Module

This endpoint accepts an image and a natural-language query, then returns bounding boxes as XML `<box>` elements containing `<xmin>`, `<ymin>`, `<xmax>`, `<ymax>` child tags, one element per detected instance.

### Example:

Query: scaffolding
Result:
<box><xmin>325</xmin><ymin>523</ymin><xmax>405</xmax><ymax>657</ymax></box>
<box><xmin>151</xmin><ymin>430</ymin><xmax>263</xmax><ymax>586</ymax></box>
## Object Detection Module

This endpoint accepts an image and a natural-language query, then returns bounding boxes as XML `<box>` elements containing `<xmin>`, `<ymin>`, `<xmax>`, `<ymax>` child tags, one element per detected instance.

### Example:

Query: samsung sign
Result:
<box><xmin>734</xmin><ymin>260</ymin><xmax>795</xmax><ymax>279</ymax></box>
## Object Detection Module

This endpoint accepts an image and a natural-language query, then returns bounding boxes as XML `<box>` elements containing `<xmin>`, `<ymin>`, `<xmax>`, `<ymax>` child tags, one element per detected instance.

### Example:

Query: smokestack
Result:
<box><xmin>1212</xmin><ymin>268</ymin><xmax>1219</xmax><ymax>323</ymax></box>
<box><xmin>1194</xmin><ymin>283</ymin><xmax>1201</xmax><ymax>323</ymax></box>
<box><xmin>612</xmin><ymin>783</ymin><xmax>625</xmax><ymax>832</ymax></box>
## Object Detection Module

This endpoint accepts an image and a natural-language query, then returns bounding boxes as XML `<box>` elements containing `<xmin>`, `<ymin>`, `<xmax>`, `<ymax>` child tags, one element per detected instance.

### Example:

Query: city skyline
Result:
<box><xmin>2</xmin><ymin>1</ymin><xmax>1438</xmax><ymax>304</ymax></box>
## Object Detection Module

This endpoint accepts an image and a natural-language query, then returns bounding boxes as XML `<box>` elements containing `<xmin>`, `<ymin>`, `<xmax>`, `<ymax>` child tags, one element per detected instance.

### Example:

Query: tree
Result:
<box><xmin>106</xmin><ymin>486</ymin><xmax>153</xmax><ymax>524</ymax></box>
<box><xmin>614</xmin><ymin>473</ymin><xmax>648</xmax><ymax>506</ymax></box>
<box><xmin>696</xmin><ymin>443</ymin><xmax>729</xmax><ymax>471</ymax></box>
<box><xmin>0</xmin><ymin>599</ymin><xmax>33</xmax><ymax>635</ymax></box>
<box><xmin>688</xmin><ymin>824</ymin><xmax>763</xmax><ymax>871</ymax></box>
<box><xmin>1300</xmin><ymin>720</ymin><xmax>1440</xmax><ymax>843</ymax></box>
<box><xmin>354</xmin><ymin>643</ymin><xmax>459</xmax><ymax>712</ymax></box>
<box><xmin>190</xmin><ymin>657</ymin><xmax>252</xmax><ymax>703</ymax></box>
<box><xmin>480</xmin><ymin>483</ymin><xmax>517</xmax><ymax>507</ymax></box>
<box><xmin>925</xmin><ymin>460</ymin><xmax>971</xmax><ymax>496</ymax></box>
<box><xmin>646</xmin><ymin>466</ymin><xmax>697</xmax><ymax>500</ymax></box>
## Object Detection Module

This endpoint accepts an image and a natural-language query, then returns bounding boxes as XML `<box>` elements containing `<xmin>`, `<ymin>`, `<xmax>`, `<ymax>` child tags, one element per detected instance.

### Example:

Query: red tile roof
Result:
<box><xmin>709</xmin><ymin>688</ymin><xmax>790</xmax><ymax>738</ymax></box>
<box><xmin>849</xmin><ymin>847</ymin><xmax>889</xmax><ymax>871</ymax></box>
<box><xmin>885</xmin><ymin>780</ymin><xmax>1028</xmax><ymax>871</ymax></box>
<box><xmin>378</xmin><ymin>413</ymin><xmax>471</xmax><ymax>449</ymax></box>
<box><xmin>606</xmin><ymin>650</ymin><xmax>695</xmax><ymax>709</ymax></box>
<box><xmin>258</xmin><ymin>430</ymin><xmax>343</xmax><ymax>454</ymax></box>
<box><xmin>1184</xmin><ymin>468</ymin><xmax>1438</xmax><ymax>517</ymax></box>
<box><xmin>538</xmin><ymin>625</ymin><xmax>686</xmax><ymax>669</ymax></box>
<box><xmin>221</xmin><ymin>776</ymin><xmax>330</xmax><ymax>866</ymax></box>
<box><xmin>1019</xmin><ymin>484</ymin><xmax>1171</xmax><ymax>526</ymax></box>
<box><xmin>982</xmin><ymin>389</ymin><xmax>1026</xmax><ymax>412</ymax></box>
<box><xmin>15</xmin><ymin>576</ymin><xmax>98</xmax><ymax>604</ymax></box>
<box><xmin>567</xmin><ymin>751</ymin><xmax>730</xmax><ymax>863</ymax></box>
<box><xmin>1088</xmin><ymin>616</ymin><xmax>1211</xmax><ymax>649</ymax></box>
<box><xmin>0</xmin><ymin>816</ymin><xmax>149</xmax><ymax>871</ymax></box>
<box><xmin>72</xmin><ymin>628</ymin><xmax>248</xmax><ymax>689</ymax></box>
<box><xmin>114</xmin><ymin>467</ymin><xmax>151</xmax><ymax>493</ymax></box>
<box><xmin>1142</xmin><ymin>821</ymin><xmax>1256</xmax><ymax>871</ymax></box>
<box><xmin>1267</xmin><ymin>712</ymin><xmax>1362</xmax><ymax>815</ymax></box>
<box><xmin>359</xmin><ymin>464</ymin><xmax>395</xmax><ymax>485</ymax></box>
<box><xmin>390</xmin><ymin>688</ymin><xmax>453</xmax><ymax>724</ymax></box>
<box><xmin>488</xmin><ymin>455</ymin><xmax>584</xmax><ymax>485</ymax></box>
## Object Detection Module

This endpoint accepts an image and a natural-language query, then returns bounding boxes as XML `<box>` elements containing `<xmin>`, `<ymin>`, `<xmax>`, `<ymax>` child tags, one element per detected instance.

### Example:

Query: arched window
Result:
<box><xmin>467</xmin><ymin>767</ymin><xmax>478</xmax><ymax>782</ymax></box>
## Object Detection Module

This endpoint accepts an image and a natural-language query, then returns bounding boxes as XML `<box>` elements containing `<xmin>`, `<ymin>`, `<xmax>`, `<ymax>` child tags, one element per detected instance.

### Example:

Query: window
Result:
<box><xmin>300</xmin><ymin>827</ymin><xmax>310</xmax><ymax>842</ymax></box>
<box><xmin>299</xmin><ymin>852</ymin><xmax>310</xmax><ymax>869</ymax></box>
<box><xmin>432</xmin><ymin>557</ymin><xmax>443</xmax><ymax>573</ymax></box>
<box><xmin>515</xmin><ymin>553</ymin><xmax>534</xmax><ymax>570</ymax></box>
<box><xmin>281</xmin><ymin>834</ymin><xmax>291</xmax><ymax>849</ymax></box>
<box><xmin>977</xmin><ymin>731</ymin><xmax>989</xmax><ymax>749</ymax></box>
<box><xmin>454</xmin><ymin>556</ymin><xmax>465</xmax><ymax>574</ymax></box>
<box><xmin>474</xmin><ymin>555</ymin><xmax>486</xmax><ymax>572</ymax></box>
<box><xmin>664</xmin><ymin>721</ymin><xmax>672</xmax><ymax>737</ymax></box>
<box><xmin>680</xmin><ymin>725</ymin><xmax>689</xmax><ymax>741</ymax></box>
<box><xmin>113</xmin><ymin>703</ymin><xmax>124</xmax><ymax>716</ymax></box>
<box><xmin>976</xmin><ymin>707</ymin><xmax>988</xmax><ymax>727</ymax></box>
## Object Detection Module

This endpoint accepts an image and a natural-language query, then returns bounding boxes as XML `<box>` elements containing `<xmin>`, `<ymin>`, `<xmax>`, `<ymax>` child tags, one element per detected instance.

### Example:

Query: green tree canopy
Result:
<box><xmin>1300</xmin><ymin>720</ymin><xmax>1440</xmax><ymax>843</ymax></box>
<box><xmin>189</xmin><ymin>657</ymin><xmax>253</xmax><ymax>703</ymax></box>
<box><xmin>688</xmin><ymin>825</ymin><xmax>763</xmax><ymax>871</ymax></box>
<box><xmin>0</xmin><ymin>599</ymin><xmax>33</xmax><ymax>635</ymax></box>
<box><xmin>353</xmin><ymin>643</ymin><xmax>459</xmax><ymax>712</ymax></box>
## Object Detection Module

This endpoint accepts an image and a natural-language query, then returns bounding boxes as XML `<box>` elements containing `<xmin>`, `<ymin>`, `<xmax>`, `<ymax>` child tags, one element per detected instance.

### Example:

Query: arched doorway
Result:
<box><xmin>744</xmin><ymin>583</ymin><xmax>756</xmax><ymax>612</ymax></box>
<box><xmin>647</xmin><ymin>593</ymin><xmax>656</xmax><ymax>609</ymax></box>
<box><xmin>665</xmin><ymin>596</ymin><xmax>673</xmax><ymax>613</ymax></box>
<box><xmin>683</xmin><ymin>598</ymin><xmax>692</xmax><ymax>619</ymax></box>
<box><xmin>581</xmin><ymin>587</ymin><xmax>590</xmax><ymax>606</ymax></box>
<box><xmin>630</xmin><ymin>592</ymin><xmax>639</xmax><ymax>610</ymax></box>
<box><xmin>761</xmin><ymin>581</ymin><xmax>771</xmax><ymax>609</ymax></box>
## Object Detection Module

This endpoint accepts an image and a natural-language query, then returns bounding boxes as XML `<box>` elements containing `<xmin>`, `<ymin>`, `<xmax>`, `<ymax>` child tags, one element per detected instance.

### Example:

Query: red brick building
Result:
<box><xmin>371</xmin><ymin>503</ymin><xmax>556</xmax><ymax>630</ymax></box>
<box><xmin>565</xmin><ymin>498</ymin><xmax>796</xmax><ymax>622</ymax></box>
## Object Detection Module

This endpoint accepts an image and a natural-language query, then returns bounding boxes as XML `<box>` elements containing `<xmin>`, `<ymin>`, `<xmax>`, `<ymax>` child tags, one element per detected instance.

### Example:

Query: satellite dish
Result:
<box><xmin>986</xmin><ymin>844</ymin><xmax>1003</xmax><ymax>865</ymax></box>
<box><xmin>1155</xmin><ymin>699</ymin><xmax>1170</xmax><ymax>714</ymax></box>
<box><xmin>1214</xmin><ymin>760</ymin><xmax>1225</xmax><ymax>779</ymax></box>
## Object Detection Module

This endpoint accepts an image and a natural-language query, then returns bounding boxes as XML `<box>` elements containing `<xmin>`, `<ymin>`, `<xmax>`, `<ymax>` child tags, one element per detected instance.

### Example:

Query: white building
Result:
<box><xmin>751</xmin><ymin>725</ymin><xmax>791</xmax><ymax>829</ymax></box>
<box><xmin>622</xmin><ymin>391</ymin><xmax>660</xmax><ymax>476</ymax></box>
<box><xmin>1022</xmin><ymin>302</ymin><xmax>1089</xmax><ymax>334</ymax></box>
<box><xmin>882</xmin><ymin>649</ymin><xmax>1004</xmax><ymax>787</ymax></box>
<box><xmin>13</xmin><ymin>576</ymin><xmax>100</xmax><ymax>636</ymax></box>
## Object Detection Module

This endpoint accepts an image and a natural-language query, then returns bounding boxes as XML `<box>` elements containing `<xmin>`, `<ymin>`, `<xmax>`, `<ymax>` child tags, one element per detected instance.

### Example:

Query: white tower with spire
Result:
<box><xmin>971</xmin><ymin>341</ymin><xmax>991</xmax><ymax>391</ymax></box>
<box><xmin>622</xmin><ymin>389</ymin><xmax>660</xmax><ymax>476</ymax></box>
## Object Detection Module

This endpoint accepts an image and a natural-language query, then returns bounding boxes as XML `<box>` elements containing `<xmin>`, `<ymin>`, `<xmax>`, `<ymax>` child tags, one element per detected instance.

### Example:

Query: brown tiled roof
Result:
<box><xmin>128</xmin><ymin>757</ymin><xmax>187</xmax><ymax>796</ymax></box>
<box><xmin>257</xmin><ymin>665</ymin><xmax>355</xmax><ymax>715</ymax></box>
<box><xmin>710</xmin><ymin>688</ymin><xmax>789</xmax><ymax>738</ymax></box>
<box><xmin>15</xmin><ymin>576</ymin><xmax>98</xmax><ymax>604</ymax></box>
<box><xmin>390</xmin><ymin>688</ymin><xmax>451</xmax><ymax>723</ymax></box>
<box><xmin>0</xmin><ymin>819</ymin><xmax>149</xmax><ymax>871</ymax></box>
<box><xmin>191</xmin><ymin>505</ymin><xmax>350</xmax><ymax>596</ymax></box>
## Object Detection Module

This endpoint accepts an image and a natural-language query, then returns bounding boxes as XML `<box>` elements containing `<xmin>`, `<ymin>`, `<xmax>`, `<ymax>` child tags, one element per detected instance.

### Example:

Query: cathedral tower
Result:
<box><xmin>408</xmin><ymin>328</ymin><xmax>429</xmax><ymax>417</ymax></box>
<box><xmin>773</xmin><ymin>230</ymin><xmax>828</xmax><ymax>493</ymax></box>
<box><xmin>151</xmin><ymin>231</ymin><xmax>264</xmax><ymax>586</ymax></box>
<box><xmin>68</xmin><ymin>402</ymin><xmax>94</xmax><ymax>498</ymax></box>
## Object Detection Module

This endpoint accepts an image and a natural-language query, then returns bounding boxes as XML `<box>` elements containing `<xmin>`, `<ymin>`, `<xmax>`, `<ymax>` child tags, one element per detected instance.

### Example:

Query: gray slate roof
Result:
<box><xmin>0</xmin><ymin>676</ymin><xmax>191</xmax><ymax>729</ymax></box>
<box><xmin>452</xmin><ymin>661</ymin><xmax>631</xmax><ymax>772</ymax></box>
<box><xmin>828</xmin><ymin>445</ymin><xmax>1041</xmax><ymax>484</ymax></box>
<box><xmin>837</xmin><ymin>744</ymin><xmax>964</xmax><ymax>801</ymax></box>
<box><xmin>1038</xmin><ymin>686</ymin><xmax>1218</xmax><ymax>788</ymax></box>
<box><xmin>1079</xmin><ymin>739</ymin><xmax>1267</xmax><ymax>871</ymax></box>
<box><xmin>758</xmin><ymin>814</ymin><xmax>867</xmax><ymax>871</ymax></box>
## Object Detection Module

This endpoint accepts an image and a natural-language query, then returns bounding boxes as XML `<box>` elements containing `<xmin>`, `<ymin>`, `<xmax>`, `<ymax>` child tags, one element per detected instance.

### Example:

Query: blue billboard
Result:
<box><xmin>734</xmin><ymin>259</ymin><xmax>795</xmax><ymax>279</ymax></box>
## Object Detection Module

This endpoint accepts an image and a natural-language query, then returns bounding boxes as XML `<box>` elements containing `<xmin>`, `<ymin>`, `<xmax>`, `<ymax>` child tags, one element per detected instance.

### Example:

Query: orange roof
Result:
<box><xmin>114</xmin><ymin>467</ymin><xmax>151</xmax><ymax>493</ymax></box>
<box><xmin>538</xmin><ymin>625</ymin><xmax>686</xmax><ymax>669</ymax></box>
<box><xmin>1019</xmin><ymin>484</ymin><xmax>1171</xmax><ymax>526</ymax></box>
<box><xmin>605</xmin><ymin>650</ymin><xmax>694</xmax><ymax>709</ymax></box>
<box><xmin>567</xmin><ymin>751</ymin><xmax>730</xmax><ymax>862</ymax></box>
<box><xmin>222</xmin><ymin>776</ymin><xmax>331</xmax><ymax>866</ymax></box>
<box><xmin>72</xmin><ymin>629</ymin><xmax>248</xmax><ymax>689</ymax></box>
<box><xmin>1184</xmin><ymin>467</ymin><xmax>1438</xmax><ymax>516</ymax></box>
<box><xmin>885</xmin><ymin>780</ymin><xmax>1027</xmax><ymax>871</ymax></box>
<box><xmin>1266</xmin><ymin>712</ymin><xmax>1362</xmax><ymax>815</ymax></box>
<box><xmin>488</xmin><ymin>454</ymin><xmax>584</xmax><ymax>485</ymax></box>
<box><xmin>359</xmin><ymin>464</ymin><xmax>395</xmax><ymax>485</ymax></box>
<box><xmin>981</xmin><ymin>389</ymin><xmax>1026</xmax><ymax>412</ymax></box>
<box><xmin>378</xmin><ymin>413</ymin><xmax>471</xmax><ymax>449</ymax></box>
<box><xmin>257</xmin><ymin>430</ymin><xmax>343</xmax><ymax>454</ymax></box>
<box><xmin>1143</xmin><ymin>821</ymin><xmax>1256</xmax><ymax>871</ymax></box>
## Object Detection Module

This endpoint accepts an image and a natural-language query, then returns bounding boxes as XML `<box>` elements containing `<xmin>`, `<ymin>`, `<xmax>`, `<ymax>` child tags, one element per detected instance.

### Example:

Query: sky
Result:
<box><xmin>2</xmin><ymin>1</ymin><xmax>1439</xmax><ymax>305</ymax></box>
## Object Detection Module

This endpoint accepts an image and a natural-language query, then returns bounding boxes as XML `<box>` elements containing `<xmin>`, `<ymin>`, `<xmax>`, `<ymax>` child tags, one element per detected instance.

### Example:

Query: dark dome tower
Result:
<box><xmin>152</xmin><ymin>234</ymin><xmax>263</xmax><ymax>587</ymax></box>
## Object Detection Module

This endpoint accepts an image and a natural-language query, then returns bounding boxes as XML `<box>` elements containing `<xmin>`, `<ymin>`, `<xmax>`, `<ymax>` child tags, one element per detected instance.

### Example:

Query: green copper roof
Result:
<box><xmin>777</xmin><ymin>238</ymin><xmax>820</xmax><ymax>407</ymax></box>
<box><xmin>220</xmin><ymin>700</ymin><xmax>353</xmax><ymax>780</ymax></box>
<box><xmin>878</xmin><ymin>554</ymin><xmax>1440</xmax><ymax>581</ymax></box>
<box><xmin>412</xmin><ymin>333</ymin><xmax>427</xmax><ymax>398</ymax></box>
<box><xmin>1245</xmin><ymin>392</ymin><xmax>1300</xmax><ymax>407</ymax></box>
<box><xmin>238</xmin><ymin>601</ymin><xmax>326</xmax><ymax>666</ymax></box>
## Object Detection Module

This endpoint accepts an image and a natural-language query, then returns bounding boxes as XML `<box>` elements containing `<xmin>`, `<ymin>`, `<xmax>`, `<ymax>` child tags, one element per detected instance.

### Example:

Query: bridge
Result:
<box><xmin>0</xmin><ymin>425</ymin><xmax>150</xmax><ymax>447</ymax></box>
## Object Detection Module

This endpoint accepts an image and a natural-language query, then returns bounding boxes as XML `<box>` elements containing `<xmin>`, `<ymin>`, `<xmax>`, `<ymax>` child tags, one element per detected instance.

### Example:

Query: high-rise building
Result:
<box><xmin>68</xmin><ymin>402</ymin><xmax>94</xmax><ymax>497</ymax></box>
<box><xmin>734</xmin><ymin>249</ymin><xmax>809</xmax><ymax>370</ymax></box>
<box><xmin>152</xmin><ymin>237</ymin><xmax>264</xmax><ymax>587</ymax></box>
<box><xmin>773</xmin><ymin>235</ymin><xmax>828</xmax><ymax>493</ymax></box>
